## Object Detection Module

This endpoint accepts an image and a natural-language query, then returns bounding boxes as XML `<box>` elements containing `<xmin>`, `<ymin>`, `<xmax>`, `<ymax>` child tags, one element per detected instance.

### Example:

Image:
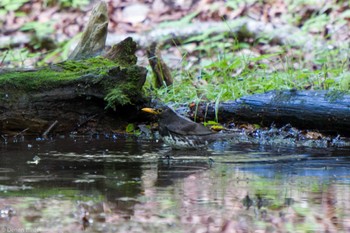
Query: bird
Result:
<box><xmin>142</xmin><ymin>106</ymin><xmax>220</xmax><ymax>149</ymax></box>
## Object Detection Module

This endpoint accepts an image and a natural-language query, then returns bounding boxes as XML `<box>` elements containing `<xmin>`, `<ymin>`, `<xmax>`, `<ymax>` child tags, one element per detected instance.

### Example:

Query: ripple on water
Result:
<box><xmin>0</xmin><ymin>168</ymin><xmax>15</xmax><ymax>173</ymax></box>
<box><xmin>18</xmin><ymin>175</ymin><xmax>56</xmax><ymax>183</ymax></box>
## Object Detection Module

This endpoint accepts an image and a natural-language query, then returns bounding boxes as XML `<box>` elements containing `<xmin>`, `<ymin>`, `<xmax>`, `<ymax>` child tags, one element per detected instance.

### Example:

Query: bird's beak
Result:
<box><xmin>141</xmin><ymin>107</ymin><xmax>159</xmax><ymax>115</ymax></box>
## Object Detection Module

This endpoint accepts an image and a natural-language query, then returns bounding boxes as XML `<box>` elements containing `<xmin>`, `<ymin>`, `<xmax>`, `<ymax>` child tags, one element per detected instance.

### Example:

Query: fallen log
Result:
<box><xmin>190</xmin><ymin>90</ymin><xmax>350</xmax><ymax>136</ymax></box>
<box><xmin>0</xmin><ymin>54</ymin><xmax>147</xmax><ymax>135</ymax></box>
<box><xmin>0</xmin><ymin>2</ymin><xmax>148</xmax><ymax>136</ymax></box>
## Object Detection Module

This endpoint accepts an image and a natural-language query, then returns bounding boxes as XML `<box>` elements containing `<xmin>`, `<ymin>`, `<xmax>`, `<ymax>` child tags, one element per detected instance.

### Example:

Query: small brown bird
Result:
<box><xmin>142</xmin><ymin>106</ymin><xmax>219</xmax><ymax>149</ymax></box>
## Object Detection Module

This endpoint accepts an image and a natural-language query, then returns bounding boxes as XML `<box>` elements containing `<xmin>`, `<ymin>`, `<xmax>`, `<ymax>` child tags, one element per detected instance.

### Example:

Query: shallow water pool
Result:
<box><xmin>1</xmin><ymin>136</ymin><xmax>350</xmax><ymax>232</ymax></box>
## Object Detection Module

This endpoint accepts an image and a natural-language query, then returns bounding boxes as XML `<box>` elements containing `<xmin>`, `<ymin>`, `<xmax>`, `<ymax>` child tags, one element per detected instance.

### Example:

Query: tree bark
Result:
<box><xmin>68</xmin><ymin>1</ymin><xmax>108</xmax><ymax>60</ymax></box>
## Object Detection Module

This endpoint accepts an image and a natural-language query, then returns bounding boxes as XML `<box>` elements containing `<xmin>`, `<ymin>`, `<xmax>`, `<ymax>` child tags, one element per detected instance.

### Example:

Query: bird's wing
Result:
<box><xmin>167</xmin><ymin>121</ymin><xmax>213</xmax><ymax>136</ymax></box>
<box><xmin>162</xmin><ymin>108</ymin><xmax>214</xmax><ymax>136</ymax></box>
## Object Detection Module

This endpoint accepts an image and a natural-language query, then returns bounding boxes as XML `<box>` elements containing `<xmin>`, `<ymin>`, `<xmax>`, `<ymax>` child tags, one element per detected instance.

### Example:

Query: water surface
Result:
<box><xmin>1</xmin><ymin>136</ymin><xmax>350</xmax><ymax>232</ymax></box>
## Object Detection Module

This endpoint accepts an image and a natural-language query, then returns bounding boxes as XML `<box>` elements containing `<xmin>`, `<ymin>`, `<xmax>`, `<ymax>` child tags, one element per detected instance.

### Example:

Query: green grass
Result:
<box><xmin>147</xmin><ymin>31</ymin><xmax>350</xmax><ymax>104</ymax></box>
<box><xmin>138</xmin><ymin>0</ymin><xmax>350</xmax><ymax>104</ymax></box>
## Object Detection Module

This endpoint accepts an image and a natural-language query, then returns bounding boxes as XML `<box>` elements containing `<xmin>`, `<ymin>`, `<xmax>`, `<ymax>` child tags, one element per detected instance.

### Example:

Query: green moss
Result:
<box><xmin>104</xmin><ymin>66</ymin><xmax>146</xmax><ymax>109</ymax></box>
<box><xmin>0</xmin><ymin>57</ymin><xmax>118</xmax><ymax>92</ymax></box>
<box><xmin>58</xmin><ymin>56</ymin><xmax>117</xmax><ymax>72</ymax></box>
<box><xmin>0</xmin><ymin>56</ymin><xmax>147</xmax><ymax>109</ymax></box>
<box><xmin>104</xmin><ymin>87</ymin><xmax>132</xmax><ymax>108</ymax></box>
<box><xmin>106</xmin><ymin>37</ymin><xmax>137</xmax><ymax>68</ymax></box>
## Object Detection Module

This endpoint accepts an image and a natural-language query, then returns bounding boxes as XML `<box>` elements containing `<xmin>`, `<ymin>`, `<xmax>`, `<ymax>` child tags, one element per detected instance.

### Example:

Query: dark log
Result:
<box><xmin>190</xmin><ymin>90</ymin><xmax>350</xmax><ymax>136</ymax></box>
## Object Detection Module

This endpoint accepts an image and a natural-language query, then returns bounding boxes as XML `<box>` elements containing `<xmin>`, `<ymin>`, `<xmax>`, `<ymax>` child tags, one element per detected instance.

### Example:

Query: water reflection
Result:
<box><xmin>1</xmin><ymin>137</ymin><xmax>350</xmax><ymax>232</ymax></box>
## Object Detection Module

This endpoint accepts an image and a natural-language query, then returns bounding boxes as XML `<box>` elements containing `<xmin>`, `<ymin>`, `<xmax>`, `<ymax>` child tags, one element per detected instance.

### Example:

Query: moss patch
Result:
<box><xmin>0</xmin><ymin>56</ymin><xmax>147</xmax><ymax>108</ymax></box>
<box><xmin>104</xmin><ymin>66</ymin><xmax>147</xmax><ymax>108</ymax></box>
<box><xmin>0</xmin><ymin>57</ymin><xmax>118</xmax><ymax>91</ymax></box>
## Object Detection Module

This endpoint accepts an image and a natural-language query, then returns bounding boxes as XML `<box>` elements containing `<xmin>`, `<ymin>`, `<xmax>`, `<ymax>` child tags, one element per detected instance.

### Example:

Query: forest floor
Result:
<box><xmin>1</xmin><ymin>0</ymin><xmax>349</xmax><ymax>68</ymax></box>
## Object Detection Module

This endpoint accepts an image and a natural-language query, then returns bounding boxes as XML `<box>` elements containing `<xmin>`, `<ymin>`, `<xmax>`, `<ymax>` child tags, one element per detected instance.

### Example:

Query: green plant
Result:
<box><xmin>43</xmin><ymin>0</ymin><xmax>89</xmax><ymax>8</ymax></box>
<box><xmin>146</xmin><ymin>26</ymin><xmax>350</xmax><ymax>110</ymax></box>
<box><xmin>125</xmin><ymin>123</ymin><xmax>141</xmax><ymax>136</ymax></box>
<box><xmin>39</xmin><ymin>33</ymin><xmax>82</xmax><ymax>65</ymax></box>
<box><xmin>21</xmin><ymin>21</ymin><xmax>55</xmax><ymax>38</ymax></box>
<box><xmin>104</xmin><ymin>86</ymin><xmax>132</xmax><ymax>110</ymax></box>
<box><xmin>0</xmin><ymin>0</ymin><xmax>29</xmax><ymax>14</ymax></box>
<box><xmin>0</xmin><ymin>48</ymin><xmax>41</xmax><ymax>68</ymax></box>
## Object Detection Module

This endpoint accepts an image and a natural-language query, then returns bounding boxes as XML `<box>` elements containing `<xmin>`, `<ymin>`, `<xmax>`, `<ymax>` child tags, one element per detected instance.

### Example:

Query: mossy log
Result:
<box><xmin>0</xmin><ymin>2</ymin><xmax>148</xmax><ymax>136</ymax></box>
<box><xmin>0</xmin><ymin>55</ymin><xmax>147</xmax><ymax>135</ymax></box>
<box><xmin>190</xmin><ymin>90</ymin><xmax>350</xmax><ymax>136</ymax></box>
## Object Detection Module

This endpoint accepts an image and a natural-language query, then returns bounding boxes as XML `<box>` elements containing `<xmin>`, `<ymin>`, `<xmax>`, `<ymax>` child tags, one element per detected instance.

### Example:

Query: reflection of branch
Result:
<box><xmin>73</xmin><ymin>114</ymin><xmax>99</xmax><ymax>131</ymax></box>
<box><xmin>13</xmin><ymin>128</ymin><xmax>29</xmax><ymax>139</ymax></box>
<box><xmin>1</xmin><ymin>135</ymin><xmax>7</xmax><ymax>143</ymax></box>
<box><xmin>13</xmin><ymin>128</ymin><xmax>29</xmax><ymax>140</ymax></box>
<box><xmin>42</xmin><ymin>120</ymin><xmax>58</xmax><ymax>139</ymax></box>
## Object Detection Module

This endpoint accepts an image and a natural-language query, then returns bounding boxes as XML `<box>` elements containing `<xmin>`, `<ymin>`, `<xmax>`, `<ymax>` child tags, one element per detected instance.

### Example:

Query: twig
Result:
<box><xmin>42</xmin><ymin>120</ymin><xmax>58</xmax><ymax>139</ymax></box>
<box><xmin>73</xmin><ymin>114</ymin><xmax>99</xmax><ymax>131</ymax></box>
<box><xmin>0</xmin><ymin>50</ymin><xmax>9</xmax><ymax>66</ymax></box>
<box><xmin>13</xmin><ymin>128</ymin><xmax>29</xmax><ymax>137</ymax></box>
<box><xmin>1</xmin><ymin>135</ymin><xmax>7</xmax><ymax>144</ymax></box>
<box><xmin>13</xmin><ymin>128</ymin><xmax>29</xmax><ymax>140</ymax></box>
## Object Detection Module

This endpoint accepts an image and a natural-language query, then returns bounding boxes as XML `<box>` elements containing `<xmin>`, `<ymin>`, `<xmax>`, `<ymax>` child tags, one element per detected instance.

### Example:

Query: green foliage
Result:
<box><xmin>0</xmin><ymin>48</ymin><xmax>41</xmax><ymax>68</ymax></box>
<box><xmin>38</xmin><ymin>35</ymin><xmax>81</xmax><ymax>65</ymax></box>
<box><xmin>0</xmin><ymin>0</ymin><xmax>88</xmax><ymax>16</ymax></box>
<box><xmin>45</xmin><ymin>0</ymin><xmax>90</xmax><ymax>8</ymax></box>
<box><xmin>302</xmin><ymin>14</ymin><xmax>329</xmax><ymax>33</ymax></box>
<box><xmin>125</xmin><ymin>123</ymin><xmax>135</xmax><ymax>133</ymax></box>
<box><xmin>125</xmin><ymin>123</ymin><xmax>141</xmax><ymax>136</ymax></box>
<box><xmin>0</xmin><ymin>0</ymin><xmax>29</xmax><ymax>14</ymax></box>
<box><xmin>20</xmin><ymin>21</ymin><xmax>56</xmax><ymax>50</ymax></box>
<box><xmin>21</xmin><ymin>21</ymin><xmax>55</xmax><ymax>39</ymax></box>
<box><xmin>147</xmin><ymin>27</ymin><xmax>350</xmax><ymax>106</ymax></box>
<box><xmin>104</xmin><ymin>88</ymin><xmax>132</xmax><ymax>109</ymax></box>
<box><xmin>0</xmin><ymin>57</ymin><xmax>117</xmax><ymax>90</ymax></box>
<box><xmin>150</xmin><ymin>0</ymin><xmax>350</xmax><ymax>103</ymax></box>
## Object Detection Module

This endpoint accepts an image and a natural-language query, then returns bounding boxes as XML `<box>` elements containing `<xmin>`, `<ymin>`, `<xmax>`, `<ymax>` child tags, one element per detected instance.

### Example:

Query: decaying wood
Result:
<box><xmin>0</xmin><ymin>2</ymin><xmax>149</xmax><ymax>136</ymax></box>
<box><xmin>0</xmin><ymin>33</ymin><xmax>147</xmax><ymax>135</ymax></box>
<box><xmin>104</xmin><ymin>37</ymin><xmax>137</xmax><ymax>66</ymax></box>
<box><xmin>189</xmin><ymin>90</ymin><xmax>350</xmax><ymax>136</ymax></box>
<box><xmin>147</xmin><ymin>42</ymin><xmax>173</xmax><ymax>87</ymax></box>
<box><xmin>0</xmin><ymin>61</ymin><xmax>147</xmax><ymax>135</ymax></box>
<box><xmin>69</xmin><ymin>1</ymin><xmax>108</xmax><ymax>60</ymax></box>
